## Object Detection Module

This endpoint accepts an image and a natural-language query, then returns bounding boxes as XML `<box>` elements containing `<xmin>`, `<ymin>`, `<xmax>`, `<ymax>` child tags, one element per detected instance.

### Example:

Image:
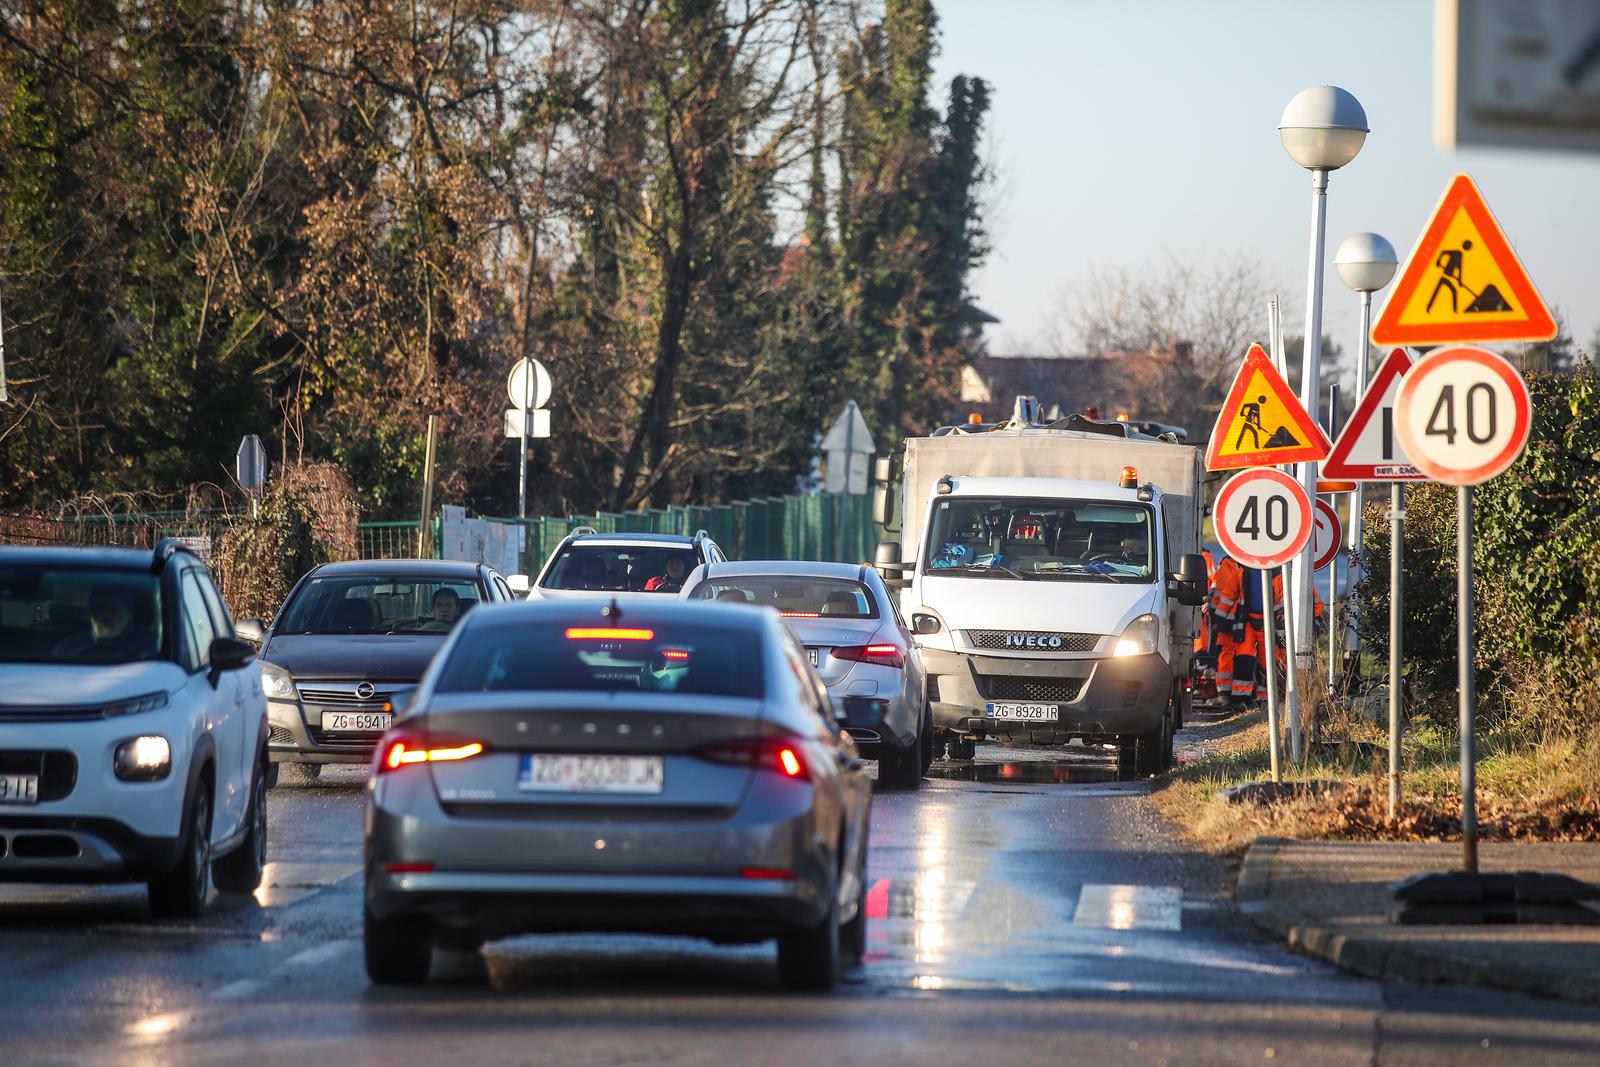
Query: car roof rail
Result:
<box><xmin>569</xmin><ymin>525</ymin><xmax>598</xmax><ymax>538</ymax></box>
<box><xmin>151</xmin><ymin>537</ymin><xmax>197</xmax><ymax>573</ymax></box>
<box><xmin>693</xmin><ymin>528</ymin><xmax>710</xmax><ymax>542</ymax></box>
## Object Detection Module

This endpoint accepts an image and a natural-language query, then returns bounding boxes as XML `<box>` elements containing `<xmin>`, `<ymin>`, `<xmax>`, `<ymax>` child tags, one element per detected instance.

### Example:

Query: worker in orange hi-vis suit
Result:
<box><xmin>1211</xmin><ymin>555</ymin><xmax>1243</xmax><ymax>704</ymax></box>
<box><xmin>1193</xmin><ymin>548</ymin><xmax>1217</xmax><ymax>654</ymax></box>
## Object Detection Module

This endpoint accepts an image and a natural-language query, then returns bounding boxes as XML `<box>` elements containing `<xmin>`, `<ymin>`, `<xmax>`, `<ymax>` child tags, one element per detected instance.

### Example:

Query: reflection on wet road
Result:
<box><xmin>6</xmin><ymin>748</ymin><xmax>1600</xmax><ymax>1064</ymax></box>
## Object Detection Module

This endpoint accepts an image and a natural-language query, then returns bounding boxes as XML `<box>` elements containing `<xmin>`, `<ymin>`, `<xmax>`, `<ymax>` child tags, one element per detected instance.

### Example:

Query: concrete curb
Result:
<box><xmin>1235</xmin><ymin>837</ymin><xmax>1600</xmax><ymax>1006</ymax></box>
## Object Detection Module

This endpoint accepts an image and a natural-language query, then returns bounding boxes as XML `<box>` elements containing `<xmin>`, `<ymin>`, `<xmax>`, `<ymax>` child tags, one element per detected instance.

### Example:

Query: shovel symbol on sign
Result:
<box><xmin>1426</xmin><ymin>240</ymin><xmax>1514</xmax><ymax>315</ymax></box>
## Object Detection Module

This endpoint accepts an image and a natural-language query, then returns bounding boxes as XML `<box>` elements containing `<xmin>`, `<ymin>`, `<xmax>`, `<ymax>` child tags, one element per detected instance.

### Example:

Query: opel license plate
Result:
<box><xmin>986</xmin><ymin>703</ymin><xmax>1059</xmax><ymax>722</ymax></box>
<box><xmin>321</xmin><ymin>711</ymin><xmax>391</xmax><ymax>732</ymax></box>
<box><xmin>519</xmin><ymin>754</ymin><xmax>664</xmax><ymax>794</ymax></box>
<box><xmin>0</xmin><ymin>773</ymin><xmax>40</xmax><ymax>804</ymax></box>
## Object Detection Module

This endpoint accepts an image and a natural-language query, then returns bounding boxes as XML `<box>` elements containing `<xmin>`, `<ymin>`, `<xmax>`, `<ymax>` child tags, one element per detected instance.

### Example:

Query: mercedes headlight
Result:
<box><xmin>1114</xmin><ymin>614</ymin><xmax>1160</xmax><ymax>657</ymax></box>
<box><xmin>261</xmin><ymin>660</ymin><xmax>299</xmax><ymax>701</ymax></box>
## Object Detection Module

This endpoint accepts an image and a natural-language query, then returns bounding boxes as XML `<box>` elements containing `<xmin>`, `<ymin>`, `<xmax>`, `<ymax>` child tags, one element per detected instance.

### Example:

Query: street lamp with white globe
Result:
<box><xmin>1333</xmin><ymin>230</ymin><xmax>1397</xmax><ymax>545</ymax></box>
<box><xmin>1278</xmin><ymin>85</ymin><xmax>1368</xmax><ymax>762</ymax></box>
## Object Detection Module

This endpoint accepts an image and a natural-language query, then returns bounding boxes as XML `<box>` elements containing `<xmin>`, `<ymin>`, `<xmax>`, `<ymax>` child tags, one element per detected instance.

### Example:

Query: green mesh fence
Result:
<box><xmin>356</xmin><ymin>491</ymin><xmax>884</xmax><ymax>574</ymax></box>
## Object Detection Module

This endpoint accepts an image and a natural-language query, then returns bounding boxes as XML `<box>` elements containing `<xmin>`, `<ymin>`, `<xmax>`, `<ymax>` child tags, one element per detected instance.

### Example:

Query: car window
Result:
<box><xmin>924</xmin><ymin>496</ymin><xmax>1156</xmax><ymax>582</ymax></box>
<box><xmin>180</xmin><ymin>571</ymin><xmax>218</xmax><ymax>670</ymax></box>
<box><xmin>688</xmin><ymin>575</ymin><xmax>877</xmax><ymax>618</ymax></box>
<box><xmin>194</xmin><ymin>569</ymin><xmax>234</xmax><ymax>639</ymax></box>
<box><xmin>435</xmin><ymin>620</ymin><xmax>764</xmax><ymax>698</ymax></box>
<box><xmin>276</xmin><ymin>575</ymin><xmax>479</xmax><ymax>634</ymax></box>
<box><xmin>492</xmin><ymin>575</ymin><xmax>512</xmax><ymax>601</ymax></box>
<box><xmin>0</xmin><ymin>563</ymin><xmax>165</xmax><ymax>665</ymax></box>
<box><xmin>542</xmin><ymin>545</ymin><xmax>697</xmax><ymax>593</ymax></box>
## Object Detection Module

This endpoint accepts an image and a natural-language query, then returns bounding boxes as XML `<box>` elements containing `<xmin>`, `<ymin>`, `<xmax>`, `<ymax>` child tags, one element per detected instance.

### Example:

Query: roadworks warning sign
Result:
<box><xmin>1205</xmin><ymin>343</ymin><xmax>1331</xmax><ymax>472</ymax></box>
<box><xmin>1371</xmin><ymin>173</ymin><xmax>1555</xmax><ymax>347</ymax></box>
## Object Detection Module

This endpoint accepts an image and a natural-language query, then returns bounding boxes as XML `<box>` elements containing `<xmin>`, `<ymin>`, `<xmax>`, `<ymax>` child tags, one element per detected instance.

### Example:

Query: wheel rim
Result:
<box><xmin>253</xmin><ymin>771</ymin><xmax>267</xmax><ymax>869</ymax></box>
<box><xmin>192</xmin><ymin>793</ymin><xmax>211</xmax><ymax>902</ymax></box>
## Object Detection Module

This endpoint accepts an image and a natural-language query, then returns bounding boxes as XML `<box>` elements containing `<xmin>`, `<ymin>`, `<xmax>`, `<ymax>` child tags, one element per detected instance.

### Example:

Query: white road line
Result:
<box><xmin>285</xmin><ymin>940</ymin><xmax>353</xmax><ymax>969</ymax></box>
<box><xmin>1072</xmin><ymin>884</ymin><xmax>1183</xmax><ymax>930</ymax></box>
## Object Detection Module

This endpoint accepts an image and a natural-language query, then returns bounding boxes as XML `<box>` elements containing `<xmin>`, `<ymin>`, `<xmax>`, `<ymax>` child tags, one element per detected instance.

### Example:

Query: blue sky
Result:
<box><xmin>932</xmin><ymin>0</ymin><xmax>1600</xmax><ymax>359</ymax></box>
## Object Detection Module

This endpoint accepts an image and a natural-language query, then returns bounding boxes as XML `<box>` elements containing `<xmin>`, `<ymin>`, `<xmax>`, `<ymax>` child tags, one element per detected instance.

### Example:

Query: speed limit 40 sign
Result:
<box><xmin>1214</xmin><ymin>467</ymin><xmax>1314</xmax><ymax>569</ymax></box>
<box><xmin>1395</xmin><ymin>346</ymin><xmax>1531</xmax><ymax>486</ymax></box>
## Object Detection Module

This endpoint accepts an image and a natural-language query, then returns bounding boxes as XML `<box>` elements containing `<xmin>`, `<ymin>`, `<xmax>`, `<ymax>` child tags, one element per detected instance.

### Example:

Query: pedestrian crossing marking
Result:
<box><xmin>1372</xmin><ymin>173</ymin><xmax>1555</xmax><ymax>346</ymax></box>
<box><xmin>1072</xmin><ymin>884</ymin><xmax>1183</xmax><ymax>930</ymax></box>
<box><xmin>1205</xmin><ymin>344</ymin><xmax>1330</xmax><ymax>471</ymax></box>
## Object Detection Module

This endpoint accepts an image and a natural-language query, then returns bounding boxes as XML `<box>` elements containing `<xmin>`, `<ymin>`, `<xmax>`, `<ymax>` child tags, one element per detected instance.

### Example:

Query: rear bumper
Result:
<box><xmin>366</xmin><ymin>870</ymin><xmax>824</xmax><ymax>940</ymax></box>
<box><xmin>924</xmin><ymin>648</ymin><xmax>1171</xmax><ymax>742</ymax></box>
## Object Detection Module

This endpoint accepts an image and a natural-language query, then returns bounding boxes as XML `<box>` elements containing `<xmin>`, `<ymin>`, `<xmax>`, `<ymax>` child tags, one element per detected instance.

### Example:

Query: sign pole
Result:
<box><xmin>1326</xmin><ymin>384</ymin><xmax>1340</xmax><ymax>687</ymax></box>
<box><xmin>1262</xmin><ymin>568</ymin><xmax>1282</xmax><ymax>783</ymax></box>
<box><xmin>417</xmin><ymin>414</ymin><xmax>439</xmax><ymax>559</ymax></box>
<box><xmin>1457</xmin><ymin>484</ymin><xmax>1478</xmax><ymax>874</ymax></box>
<box><xmin>836</xmin><ymin>413</ymin><xmax>854</xmax><ymax>563</ymax></box>
<box><xmin>518</xmin><ymin>357</ymin><xmax>533</xmax><ymax>520</ymax></box>
<box><xmin>1389</xmin><ymin>482</ymin><xmax>1404</xmax><ymax>818</ymax></box>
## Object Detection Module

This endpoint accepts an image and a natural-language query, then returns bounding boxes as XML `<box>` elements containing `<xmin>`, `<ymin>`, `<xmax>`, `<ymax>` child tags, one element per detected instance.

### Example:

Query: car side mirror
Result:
<box><xmin>209</xmin><ymin>636</ymin><xmax>256</xmax><ymax>679</ymax></box>
<box><xmin>912</xmin><ymin>613</ymin><xmax>941</xmax><ymax>635</ymax></box>
<box><xmin>384</xmin><ymin>688</ymin><xmax>417</xmax><ymax>716</ymax></box>
<box><xmin>841</xmin><ymin>696</ymin><xmax>888</xmax><ymax>731</ymax></box>
<box><xmin>235</xmin><ymin>618</ymin><xmax>266</xmax><ymax>645</ymax></box>
<box><xmin>507</xmin><ymin>574</ymin><xmax>530</xmax><ymax>595</ymax></box>
<box><xmin>1170</xmin><ymin>552</ymin><xmax>1208</xmax><ymax>606</ymax></box>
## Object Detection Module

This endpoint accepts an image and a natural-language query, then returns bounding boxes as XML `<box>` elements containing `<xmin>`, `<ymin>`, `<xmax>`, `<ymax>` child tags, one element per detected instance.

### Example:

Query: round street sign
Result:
<box><xmin>1395</xmin><ymin>345</ymin><xmax>1531</xmax><ymax>486</ymax></box>
<box><xmin>506</xmin><ymin>358</ymin><xmax>552</xmax><ymax>410</ymax></box>
<box><xmin>1214</xmin><ymin>468</ymin><xmax>1314</xmax><ymax>569</ymax></box>
<box><xmin>1312</xmin><ymin>499</ymin><xmax>1342</xmax><ymax>571</ymax></box>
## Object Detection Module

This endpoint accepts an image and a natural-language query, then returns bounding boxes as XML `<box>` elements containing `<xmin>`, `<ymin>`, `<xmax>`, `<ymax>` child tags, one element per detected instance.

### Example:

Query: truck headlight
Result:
<box><xmin>261</xmin><ymin>660</ymin><xmax>298</xmax><ymax>701</ymax></box>
<box><xmin>1114</xmin><ymin>614</ymin><xmax>1160</xmax><ymax>657</ymax></box>
<box><xmin>114</xmin><ymin>736</ymin><xmax>172</xmax><ymax>781</ymax></box>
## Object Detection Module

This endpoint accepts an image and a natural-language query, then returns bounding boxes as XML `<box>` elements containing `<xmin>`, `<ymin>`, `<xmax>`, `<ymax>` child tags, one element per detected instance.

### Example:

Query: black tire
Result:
<box><xmin>878</xmin><ymin>742</ymin><xmax>921</xmax><ymax>789</ymax></box>
<box><xmin>214</xmin><ymin>754</ymin><xmax>268</xmax><ymax>893</ymax></box>
<box><xmin>364</xmin><ymin>907</ymin><xmax>434</xmax><ymax>985</ymax></box>
<box><xmin>777</xmin><ymin>882</ymin><xmax>840</xmax><ymax>992</ymax></box>
<box><xmin>918</xmin><ymin>704</ymin><xmax>935</xmax><ymax>775</ymax></box>
<box><xmin>263</xmin><ymin>761</ymin><xmax>280</xmax><ymax>790</ymax></box>
<box><xmin>148</xmin><ymin>780</ymin><xmax>212</xmax><ymax>919</ymax></box>
<box><xmin>840</xmin><ymin>854</ymin><xmax>868</xmax><ymax>967</ymax></box>
<box><xmin>1120</xmin><ymin>714</ymin><xmax>1171</xmax><ymax>779</ymax></box>
<box><xmin>948</xmin><ymin>736</ymin><xmax>976</xmax><ymax>761</ymax></box>
<box><xmin>1159</xmin><ymin>706</ymin><xmax>1176</xmax><ymax>772</ymax></box>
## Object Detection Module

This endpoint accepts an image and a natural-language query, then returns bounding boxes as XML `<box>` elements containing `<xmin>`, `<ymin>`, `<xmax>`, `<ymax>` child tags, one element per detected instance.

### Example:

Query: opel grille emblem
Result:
<box><xmin>355</xmin><ymin>682</ymin><xmax>375</xmax><ymax>700</ymax></box>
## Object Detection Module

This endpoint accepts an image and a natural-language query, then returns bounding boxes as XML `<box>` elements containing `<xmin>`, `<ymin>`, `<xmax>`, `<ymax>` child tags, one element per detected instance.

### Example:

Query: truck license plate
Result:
<box><xmin>321</xmin><ymin>711</ymin><xmax>392</xmax><ymax>732</ymax></box>
<box><xmin>986</xmin><ymin>703</ymin><xmax>1059</xmax><ymax>722</ymax></box>
<box><xmin>0</xmin><ymin>773</ymin><xmax>40</xmax><ymax>804</ymax></box>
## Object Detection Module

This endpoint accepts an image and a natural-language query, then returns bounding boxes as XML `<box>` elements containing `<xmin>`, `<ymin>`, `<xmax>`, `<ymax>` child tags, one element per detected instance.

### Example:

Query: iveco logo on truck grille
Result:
<box><xmin>1005</xmin><ymin>633</ymin><xmax>1064</xmax><ymax>649</ymax></box>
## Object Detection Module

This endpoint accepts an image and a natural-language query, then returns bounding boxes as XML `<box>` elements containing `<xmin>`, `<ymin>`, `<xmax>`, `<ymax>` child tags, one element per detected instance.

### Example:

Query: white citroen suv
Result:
<box><xmin>0</xmin><ymin>541</ymin><xmax>269</xmax><ymax>917</ymax></box>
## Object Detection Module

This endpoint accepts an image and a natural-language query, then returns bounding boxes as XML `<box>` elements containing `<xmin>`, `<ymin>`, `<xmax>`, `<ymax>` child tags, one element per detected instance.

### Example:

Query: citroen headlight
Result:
<box><xmin>261</xmin><ymin>660</ymin><xmax>299</xmax><ymax>701</ymax></box>
<box><xmin>1114</xmin><ymin>614</ymin><xmax>1160</xmax><ymax>657</ymax></box>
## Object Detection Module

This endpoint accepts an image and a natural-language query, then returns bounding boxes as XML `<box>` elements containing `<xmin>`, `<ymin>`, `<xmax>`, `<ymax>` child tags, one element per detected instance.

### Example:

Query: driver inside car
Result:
<box><xmin>53</xmin><ymin>583</ymin><xmax>155</xmax><ymax>660</ymax></box>
<box><xmin>644</xmin><ymin>556</ymin><xmax>690</xmax><ymax>593</ymax></box>
<box><xmin>415</xmin><ymin>588</ymin><xmax>460</xmax><ymax>632</ymax></box>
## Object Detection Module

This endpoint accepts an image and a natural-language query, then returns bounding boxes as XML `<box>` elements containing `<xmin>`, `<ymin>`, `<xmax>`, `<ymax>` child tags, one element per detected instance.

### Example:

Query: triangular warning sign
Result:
<box><xmin>1205</xmin><ymin>343</ymin><xmax>1331</xmax><ymax>471</ymax></box>
<box><xmin>1372</xmin><ymin>174</ymin><xmax>1556</xmax><ymax>347</ymax></box>
<box><xmin>1321</xmin><ymin>349</ymin><xmax>1427</xmax><ymax>482</ymax></box>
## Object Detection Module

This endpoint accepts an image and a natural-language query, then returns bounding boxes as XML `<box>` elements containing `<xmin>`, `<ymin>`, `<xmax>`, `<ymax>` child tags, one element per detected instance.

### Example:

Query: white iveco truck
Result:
<box><xmin>873</xmin><ymin>401</ymin><xmax>1208</xmax><ymax>776</ymax></box>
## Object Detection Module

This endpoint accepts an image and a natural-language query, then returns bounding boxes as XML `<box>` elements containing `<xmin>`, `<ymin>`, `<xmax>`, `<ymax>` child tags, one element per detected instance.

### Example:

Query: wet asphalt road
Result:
<box><xmin>4</xmin><ymin>737</ymin><xmax>1600</xmax><ymax>1065</ymax></box>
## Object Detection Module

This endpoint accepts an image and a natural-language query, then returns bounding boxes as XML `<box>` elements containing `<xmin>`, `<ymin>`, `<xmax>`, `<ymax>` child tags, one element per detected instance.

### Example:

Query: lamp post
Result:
<box><xmin>1279</xmin><ymin>85</ymin><xmax>1368</xmax><ymax>761</ymax></box>
<box><xmin>1333</xmin><ymin>233</ymin><xmax>1398</xmax><ymax>630</ymax></box>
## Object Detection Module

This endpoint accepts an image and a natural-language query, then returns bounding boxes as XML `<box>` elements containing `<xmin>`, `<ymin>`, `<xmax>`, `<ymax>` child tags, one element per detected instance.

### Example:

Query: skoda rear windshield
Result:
<box><xmin>923</xmin><ymin>497</ymin><xmax>1156</xmax><ymax>583</ymax></box>
<box><xmin>0</xmin><ymin>565</ymin><xmax>167</xmax><ymax>664</ymax></box>
<box><xmin>276</xmin><ymin>575</ymin><xmax>480</xmax><ymax>635</ymax></box>
<box><xmin>435</xmin><ymin>621</ymin><xmax>764</xmax><ymax>699</ymax></box>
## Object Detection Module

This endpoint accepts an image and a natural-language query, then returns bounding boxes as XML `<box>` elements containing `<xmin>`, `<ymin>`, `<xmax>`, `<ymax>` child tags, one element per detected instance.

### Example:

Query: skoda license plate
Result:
<box><xmin>519</xmin><ymin>754</ymin><xmax>664</xmax><ymax>795</ymax></box>
<box><xmin>0</xmin><ymin>773</ymin><xmax>40</xmax><ymax>804</ymax></box>
<box><xmin>321</xmin><ymin>711</ymin><xmax>391</xmax><ymax>732</ymax></box>
<box><xmin>986</xmin><ymin>703</ymin><xmax>1059</xmax><ymax>722</ymax></box>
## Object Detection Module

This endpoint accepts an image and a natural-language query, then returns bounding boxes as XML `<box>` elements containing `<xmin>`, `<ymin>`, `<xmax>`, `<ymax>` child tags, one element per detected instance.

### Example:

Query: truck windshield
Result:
<box><xmin>923</xmin><ymin>497</ymin><xmax>1155</xmax><ymax>582</ymax></box>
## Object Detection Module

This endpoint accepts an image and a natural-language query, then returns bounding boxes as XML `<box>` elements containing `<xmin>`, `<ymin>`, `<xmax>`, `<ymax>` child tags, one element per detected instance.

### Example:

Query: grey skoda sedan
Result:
<box><xmin>363</xmin><ymin>598</ymin><xmax>877</xmax><ymax>990</ymax></box>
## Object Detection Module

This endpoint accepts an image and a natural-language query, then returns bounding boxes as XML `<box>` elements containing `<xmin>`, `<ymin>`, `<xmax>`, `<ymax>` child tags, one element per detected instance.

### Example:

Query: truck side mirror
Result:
<box><xmin>1170</xmin><ymin>552</ymin><xmax>1207</xmax><ymax>606</ymax></box>
<box><xmin>871</xmin><ymin>456</ymin><xmax>898</xmax><ymax>528</ymax></box>
<box><xmin>874</xmin><ymin>540</ymin><xmax>911</xmax><ymax>589</ymax></box>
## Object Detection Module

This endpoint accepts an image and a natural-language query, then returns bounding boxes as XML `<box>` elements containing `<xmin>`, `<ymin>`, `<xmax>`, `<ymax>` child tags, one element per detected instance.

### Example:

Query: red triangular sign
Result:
<box><xmin>1322</xmin><ymin>349</ymin><xmax>1427</xmax><ymax>481</ymax></box>
<box><xmin>1205</xmin><ymin>343</ymin><xmax>1331</xmax><ymax>471</ymax></box>
<box><xmin>1371</xmin><ymin>173</ymin><xmax>1556</xmax><ymax>347</ymax></box>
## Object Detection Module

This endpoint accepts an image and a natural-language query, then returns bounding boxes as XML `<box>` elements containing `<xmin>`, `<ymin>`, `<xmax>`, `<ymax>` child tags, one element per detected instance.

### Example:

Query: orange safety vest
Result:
<box><xmin>1271</xmin><ymin>573</ymin><xmax>1324</xmax><ymax>620</ymax></box>
<box><xmin>1212</xmin><ymin>557</ymin><xmax>1242</xmax><ymax>623</ymax></box>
